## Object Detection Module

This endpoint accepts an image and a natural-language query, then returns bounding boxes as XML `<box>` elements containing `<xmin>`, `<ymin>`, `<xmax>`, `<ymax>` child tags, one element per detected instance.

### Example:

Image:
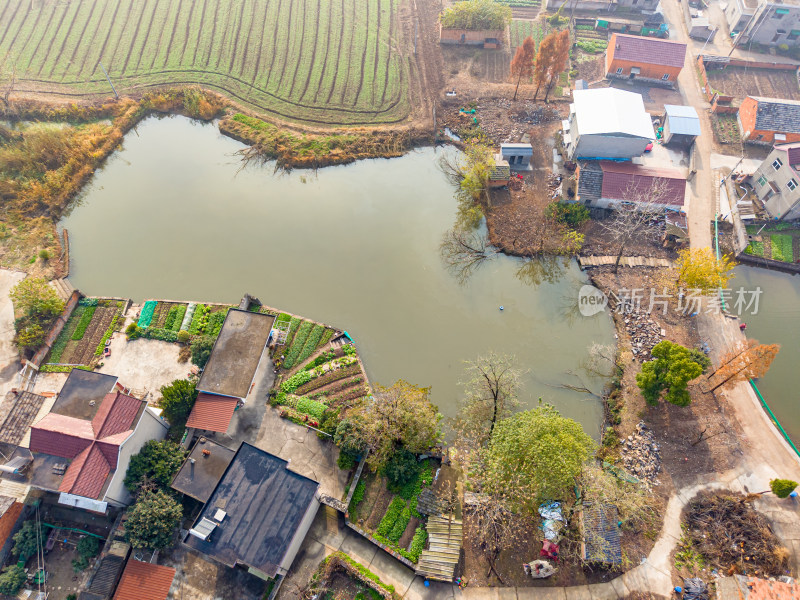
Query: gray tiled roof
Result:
<box><xmin>752</xmin><ymin>97</ymin><xmax>800</xmax><ymax>134</ymax></box>
<box><xmin>0</xmin><ymin>391</ymin><xmax>46</xmax><ymax>446</ymax></box>
<box><xmin>578</xmin><ymin>161</ymin><xmax>603</xmax><ymax>202</ymax></box>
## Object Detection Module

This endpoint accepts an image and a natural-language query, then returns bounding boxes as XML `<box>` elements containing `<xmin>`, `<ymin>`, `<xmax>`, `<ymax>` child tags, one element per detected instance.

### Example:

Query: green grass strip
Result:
<box><xmin>71</xmin><ymin>306</ymin><xmax>97</xmax><ymax>340</ymax></box>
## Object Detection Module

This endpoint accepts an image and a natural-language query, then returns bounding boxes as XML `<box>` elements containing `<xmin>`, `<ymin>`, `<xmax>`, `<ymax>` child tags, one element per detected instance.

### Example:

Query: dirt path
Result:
<box><xmin>0</xmin><ymin>270</ymin><xmax>27</xmax><ymax>398</ymax></box>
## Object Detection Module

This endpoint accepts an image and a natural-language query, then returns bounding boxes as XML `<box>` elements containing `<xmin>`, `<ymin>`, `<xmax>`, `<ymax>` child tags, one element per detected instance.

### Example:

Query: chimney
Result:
<box><xmin>189</xmin><ymin>458</ymin><xmax>196</xmax><ymax>479</ymax></box>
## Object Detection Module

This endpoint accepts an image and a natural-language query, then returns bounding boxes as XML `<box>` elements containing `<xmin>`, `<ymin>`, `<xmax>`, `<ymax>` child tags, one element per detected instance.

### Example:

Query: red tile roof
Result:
<box><xmin>93</xmin><ymin>392</ymin><xmax>142</xmax><ymax>438</ymax></box>
<box><xmin>186</xmin><ymin>393</ymin><xmax>238</xmax><ymax>433</ymax></box>
<box><xmin>611</xmin><ymin>34</ymin><xmax>687</xmax><ymax>69</ymax></box>
<box><xmin>113</xmin><ymin>560</ymin><xmax>175</xmax><ymax>600</ymax></box>
<box><xmin>61</xmin><ymin>445</ymin><xmax>113</xmax><ymax>499</ymax></box>
<box><xmin>30</xmin><ymin>392</ymin><xmax>143</xmax><ymax>500</ymax></box>
<box><xmin>600</xmin><ymin>161</ymin><xmax>686</xmax><ymax>207</ymax></box>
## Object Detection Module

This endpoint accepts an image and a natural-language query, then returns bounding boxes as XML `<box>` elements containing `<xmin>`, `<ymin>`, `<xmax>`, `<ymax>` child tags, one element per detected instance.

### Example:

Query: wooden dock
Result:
<box><xmin>415</xmin><ymin>515</ymin><xmax>463</xmax><ymax>582</ymax></box>
<box><xmin>577</xmin><ymin>256</ymin><xmax>674</xmax><ymax>269</ymax></box>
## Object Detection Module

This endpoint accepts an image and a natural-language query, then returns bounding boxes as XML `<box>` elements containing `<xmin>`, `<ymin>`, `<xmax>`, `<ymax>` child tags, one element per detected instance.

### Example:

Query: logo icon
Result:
<box><xmin>578</xmin><ymin>285</ymin><xmax>607</xmax><ymax>316</ymax></box>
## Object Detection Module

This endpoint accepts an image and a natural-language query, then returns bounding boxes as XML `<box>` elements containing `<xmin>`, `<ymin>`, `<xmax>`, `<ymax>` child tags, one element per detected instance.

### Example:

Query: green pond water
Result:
<box><xmin>733</xmin><ymin>265</ymin><xmax>800</xmax><ymax>445</ymax></box>
<box><xmin>60</xmin><ymin>116</ymin><xmax>614</xmax><ymax>433</ymax></box>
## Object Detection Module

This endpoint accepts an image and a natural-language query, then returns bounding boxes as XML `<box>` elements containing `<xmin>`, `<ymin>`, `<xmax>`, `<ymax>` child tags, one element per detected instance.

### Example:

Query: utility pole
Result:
<box><xmin>99</xmin><ymin>62</ymin><xmax>119</xmax><ymax>99</ymax></box>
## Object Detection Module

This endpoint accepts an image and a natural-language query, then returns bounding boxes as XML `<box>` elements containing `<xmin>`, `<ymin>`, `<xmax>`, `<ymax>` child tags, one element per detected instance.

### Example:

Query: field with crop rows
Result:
<box><xmin>0</xmin><ymin>0</ymin><xmax>409</xmax><ymax>125</ymax></box>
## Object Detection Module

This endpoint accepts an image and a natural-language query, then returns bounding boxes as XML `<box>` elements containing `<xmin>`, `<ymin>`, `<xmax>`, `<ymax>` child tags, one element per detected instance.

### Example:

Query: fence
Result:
<box><xmin>750</xmin><ymin>380</ymin><xmax>800</xmax><ymax>459</ymax></box>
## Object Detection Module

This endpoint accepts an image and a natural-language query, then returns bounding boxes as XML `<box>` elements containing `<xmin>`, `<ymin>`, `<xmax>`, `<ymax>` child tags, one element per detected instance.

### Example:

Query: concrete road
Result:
<box><xmin>661</xmin><ymin>0</ymin><xmax>715</xmax><ymax>249</ymax></box>
<box><xmin>0</xmin><ymin>270</ymin><xmax>26</xmax><ymax>397</ymax></box>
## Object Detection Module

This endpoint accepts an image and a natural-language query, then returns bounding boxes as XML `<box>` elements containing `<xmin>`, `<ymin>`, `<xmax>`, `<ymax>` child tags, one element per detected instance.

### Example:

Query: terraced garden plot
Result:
<box><xmin>1</xmin><ymin>0</ymin><xmax>409</xmax><ymax>125</ymax></box>
<box><xmin>53</xmin><ymin>304</ymin><xmax>121</xmax><ymax>366</ymax></box>
<box><xmin>510</xmin><ymin>19</ymin><xmax>545</xmax><ymax>50</ymax></box>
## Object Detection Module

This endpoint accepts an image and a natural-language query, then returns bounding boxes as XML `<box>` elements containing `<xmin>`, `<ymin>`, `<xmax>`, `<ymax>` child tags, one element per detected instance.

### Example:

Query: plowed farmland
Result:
<box><xmin>0</xmin><ymin>0</ymin><xmax>413</xmax><ymax>125</ymax></box>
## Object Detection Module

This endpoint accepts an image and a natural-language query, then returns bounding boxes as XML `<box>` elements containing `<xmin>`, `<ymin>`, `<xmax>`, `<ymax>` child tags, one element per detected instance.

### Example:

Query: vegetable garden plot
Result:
<box><xmin>1</xmin><ymin>0</ymin><xmax>410</xmax><ymax>125</ymax></box>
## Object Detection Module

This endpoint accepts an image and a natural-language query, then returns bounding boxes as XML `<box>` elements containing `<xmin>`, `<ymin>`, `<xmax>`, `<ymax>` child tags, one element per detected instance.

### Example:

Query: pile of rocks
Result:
<box><xmin>620</xmin><ymin>422</ymin><xmax>661</xmax><ymax>482</ymax></box>
<box><xmin>617</xmin><ymin>306</ymin><xmax>665</xmax><ymax>360</ymax></box>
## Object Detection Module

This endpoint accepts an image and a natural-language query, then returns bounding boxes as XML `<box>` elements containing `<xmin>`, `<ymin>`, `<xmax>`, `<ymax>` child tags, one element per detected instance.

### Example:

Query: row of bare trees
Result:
<box><xmin>510</xmin><ymin>30</ymin><xmax>570</xmax><ymax>102</ymax></box>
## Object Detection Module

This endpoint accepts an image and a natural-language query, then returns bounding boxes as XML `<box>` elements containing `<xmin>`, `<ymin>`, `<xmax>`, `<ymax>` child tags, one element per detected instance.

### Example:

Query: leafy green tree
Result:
<box><xmin>351</xmin><ymin>380</ymin><xmax>442</xmax><ymax>470</ymax></box>
<box><xmin>190</xmin><ymin>335</ymin><xmax>215</xmax><ymax>368</ymax></box>
<box><xmin>636</xmin><ymin>340</ymin><xmax>706</xmax><ymax>407</ymax></box>
<box><xmin>0</xmin><ymin>565</ymin><xmax>26</xmax><ymax>596</ymax></box>
<box><xmin>770</xmin><ymin>479</ymin><xmax>798</xmax><ymax>499</ymax></box>
<box><xmin>124</xmin><ymin>490</ymin><xmax>183</xmax><ymax>550</ymax></box>
<box><xmin>14</xmin><ymin>321</ymin><xmax>46</xmax><ymax>351</ymax></box>
<box><xmin>12</xmin><ymin>519</ymin><xmax>44</xmax><ymax>559</ymax></box>
<box><xmin>481</xmin><ymin>403</ymin><xmax>595</xmax><ymax>514</ymax></box>
<box><xmin>10</xmin><ymin>277</ymin><xmax>64</xmax><ymax>320</ymax></box>
<box><xmin>158</xmin><ymin>379</ymin><xmax>198</xmax><ymax>425</ymax></box>
<box><xmin>124</xmin><ymin>439</ymin><xmax>188</xmax><ymax>494</ymax></box>
<box><xmin>9</xmin><ymin>277</ymin><xmax>64</xmax><ymax>352</ymax></box>
<box><xmin>72</xmin><ymin>536</ymin><xmax>100</xmax><ymax>572</ymax></box>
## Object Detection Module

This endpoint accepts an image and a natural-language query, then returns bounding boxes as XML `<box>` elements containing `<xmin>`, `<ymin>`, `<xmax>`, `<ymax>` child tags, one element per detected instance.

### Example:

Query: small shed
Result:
<box><xmin>581</xmin><ymin>503</ymin><xmax>622</xmax><ymax>566</ymax></box>
<box><xmin>663</xmin><ymin>104</ymin><xmax>701</xmax><ymax>148</ymax></box>
<box><xmin>689</xmin><ymin>17</ymin><xmax>716</xmax><ymax>41</ymax></box>
<box><xmin>500</xmin><ymin>143</ymin><xmax>533</xmax><ymax>171</ymax></box>
<box><xmin>489</xmin><ymin>155</ymin><xmax>511</xmax><ymax>187</ymax></box>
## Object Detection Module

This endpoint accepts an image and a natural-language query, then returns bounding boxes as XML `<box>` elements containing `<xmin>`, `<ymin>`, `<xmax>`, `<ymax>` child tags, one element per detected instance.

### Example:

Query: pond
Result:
<box><xmin>61</xmin><ymin>116</ymin><xmax>614</xmax><ymax>434</ymax></box>
<box><xmin>733</xmin><ymin>265</ymin><xmax>800</xmax><ymax>445</ymax></box>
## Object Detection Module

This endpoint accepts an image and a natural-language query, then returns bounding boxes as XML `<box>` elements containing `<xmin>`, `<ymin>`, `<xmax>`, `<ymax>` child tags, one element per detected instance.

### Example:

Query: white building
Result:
<box><xmin>564</xmin><ymin>88</ymin><xmax>654</xmax><ymax>161</ymax></box>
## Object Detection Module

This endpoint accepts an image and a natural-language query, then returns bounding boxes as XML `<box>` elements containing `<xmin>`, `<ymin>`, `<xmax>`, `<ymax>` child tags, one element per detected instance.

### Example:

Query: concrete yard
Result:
<box><xmin>0</xmin><ymin>270</ymin><xmax>27</xmax><ymax>398</ymax></box>
<box><xmin>98</xmin><ymin>333</ymin><xmax>190</xmax><ymax>398</ymax></box>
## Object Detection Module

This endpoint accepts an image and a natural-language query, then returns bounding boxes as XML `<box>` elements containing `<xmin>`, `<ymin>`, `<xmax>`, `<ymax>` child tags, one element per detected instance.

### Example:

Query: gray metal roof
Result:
<box><xmin>664</xmin><ymin>105</ymin><xmax>701</xmax><ymax>136</ymax></box>
<box><xmin>184</xmin><ymin>442</ymin><xmax>318</xmax><ymax>578</ymax></box>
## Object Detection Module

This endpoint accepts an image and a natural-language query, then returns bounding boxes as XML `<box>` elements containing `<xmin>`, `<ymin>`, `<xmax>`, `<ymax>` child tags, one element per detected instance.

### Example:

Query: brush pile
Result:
<box><xmin>684</xmin><ymin>491</ymin><xmax>789</xmax><ymax>577</ymax></box>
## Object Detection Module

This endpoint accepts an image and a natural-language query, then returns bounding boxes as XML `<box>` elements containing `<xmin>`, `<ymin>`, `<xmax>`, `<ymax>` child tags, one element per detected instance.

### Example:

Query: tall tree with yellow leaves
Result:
<box><xmin>676</xmin><ymin>247</ymin><xmax>736</xmax><ymax>294</ymax></box>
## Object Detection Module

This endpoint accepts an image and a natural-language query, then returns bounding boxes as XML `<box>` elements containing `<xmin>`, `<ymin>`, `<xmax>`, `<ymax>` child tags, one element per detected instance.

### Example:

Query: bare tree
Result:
<box><xmin>0</xmin><ymin>54</ymin><xmax>17</xmax><ymax>111</ymax></box>
<box><xmin>440</xmin><ymin>228</ymin><xmax>501</xmax><ymax>284</ymax></box>
<box><xmin>464</xmin><ymin>492</ymin><xmax>522</xmax><ymax>583</ymax></box>
<box><xmin>454</xmin><ymin>352</ymin><xmax>522</xmax><ymax>447</ymax></box>
<box><xmin>598</xmin><ymin>179</ymin><xmax>671</xmax><ymax>272</ymax></box>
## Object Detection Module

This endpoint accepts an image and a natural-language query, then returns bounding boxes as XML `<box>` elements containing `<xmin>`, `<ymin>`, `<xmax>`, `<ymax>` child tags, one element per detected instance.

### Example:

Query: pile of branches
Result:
<box><xmin>684</xmin><ymin>491</ymin><xmax>789</xmax><ymax>577</ymax></box>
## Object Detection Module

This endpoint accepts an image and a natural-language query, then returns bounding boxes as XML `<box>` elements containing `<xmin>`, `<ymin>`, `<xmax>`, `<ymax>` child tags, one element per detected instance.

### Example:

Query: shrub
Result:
<box><xmin>334</xmin><ymin>419</ymin><xmax>367</xmax><ymax>456</ymax></box>
<box><xmin>158</xmin><ymin>379</ymin><xmax>198</xmax><ymax>425</ymax></box>
<box><xmin>142</xmin><ymin>327</ymin><xmax>177</xmax><ymax>342</ymax></box>
<box><xmin>376</xmin><ymin>497</ymin><xmax>407</xmax><ymax>537</ymax></box>
<box><xmin>383</xmin><ymin>449</ymin><xmax>418</xmax><ymax>489</ymax></box>
<box><xmin>38</xmin><ymin>249</ymin><xmax>50</xmax><ymax>260</ymax></box>
<box><xmin>770</xmin><ymin>478</ymin><xmax>798</xmax><ymax>498</ymax></box>
<box><xmin>338</xmin><ymin>451</ymin><xmax>357</xmax><ymax>470</ymax></box>
<box><xmin>177</xmin><ymin>330</ymin><xmax>190</xmax><ymax>343</ymax></box>
<box><xmin>13</xmin><ymin>520</ymin><xmax>45</xmax><ymax>559</ymax></box>
<box><xmin>0</xmin><ymin>565</ymin><xmax>26</xmax><ymax>596</ymax></box>
<box><xmin>343</xmin><ymin>343</ymin><xmax>357</xmax><ymax>356</ymax></box>
<box><xmin>546</xmin><ymin>201</ymin><xmax>590</xmax><ymax>227</ymax></box>
<box><xmin>124</xmin><ymin>490</ymin><xmax>183</xmax><ymax>550</ymax></box>
<box><xmin>191</xmin><ymin>335</ymin><xmax>215</xmax><ymax>368</ymax></box>
<box><xmin>72</xmin><ymin>536</ymin><xmax>100</xmax><ymax>572</ymax></box>
<box><xmin>125</xmin><ymin>439</ymin><xmax>188</xmax><ymax>493</ymax></box>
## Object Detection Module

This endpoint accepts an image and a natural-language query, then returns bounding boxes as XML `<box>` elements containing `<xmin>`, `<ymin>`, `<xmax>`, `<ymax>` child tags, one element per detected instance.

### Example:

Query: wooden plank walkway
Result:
<box><xmin>415</xmin><ymin>515</ymin><xmax>462</xmax><ymax>582</ymax></box>
<box><xmin>577</xmin><ymin>256</ymin><xmax>674</xmax><ymax>269</ymax></box>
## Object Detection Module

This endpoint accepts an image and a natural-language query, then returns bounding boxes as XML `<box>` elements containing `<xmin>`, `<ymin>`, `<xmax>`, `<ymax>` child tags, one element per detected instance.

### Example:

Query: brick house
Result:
<box><xmin>747</xmin><ymin>142</ymin><xmax>800</xmax><ymax>220</ymax></box>
<box><xmin>605</xmin><ymin>34</ymin><xmax>687</xmax><ymax>85</ymax></box>
<box><xmin>738</xmin><ymin>96</ymin><xmax>800</xmax><ymax>144</ymax></box>
<box><xmin>577</xmin><ymin>161</ymin><xmax>687</xmax><ymax>211</ymax></box>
